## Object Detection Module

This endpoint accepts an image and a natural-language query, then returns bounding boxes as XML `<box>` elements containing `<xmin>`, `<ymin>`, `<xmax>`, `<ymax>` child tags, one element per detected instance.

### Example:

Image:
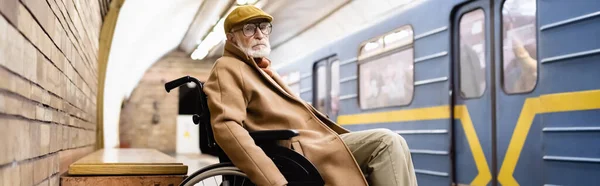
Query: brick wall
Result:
<box><xmin>119</xmin><ymin>50</ymin><xmax>213</xmax><ymax>154</ymax></box>
<box><xmin>0</xmin><ymin>0</ymin><xmax>108</xmax><ymax>185</ymax></box>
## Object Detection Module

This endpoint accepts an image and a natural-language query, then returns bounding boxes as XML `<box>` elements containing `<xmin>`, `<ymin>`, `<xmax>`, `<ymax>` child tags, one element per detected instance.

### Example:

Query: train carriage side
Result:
<box><xmin>279</xmin><ymin>0</ymin><xmax>465</xmax><ymax>185</ymax></box>
<box><xmin>494</xmin><ymin>0</ymin><xmax>600</xmax><ymax>186</ymax></box>
<box><xmin>332</xmin><ymin>1</ymin><xmax>461</xmax><ymax>186</ymax></box>
<box><xmin>276</xmin><ymin>0</ymin><xmax>600</xmax><ymax>185</ymax></box>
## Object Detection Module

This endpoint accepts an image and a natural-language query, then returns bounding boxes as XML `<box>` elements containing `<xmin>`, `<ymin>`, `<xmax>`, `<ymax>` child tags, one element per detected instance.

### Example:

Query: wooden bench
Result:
<box><xmin>61</xmin><ymin>148</ymin><xmax>188</xmax><ymax>186</ymax></box>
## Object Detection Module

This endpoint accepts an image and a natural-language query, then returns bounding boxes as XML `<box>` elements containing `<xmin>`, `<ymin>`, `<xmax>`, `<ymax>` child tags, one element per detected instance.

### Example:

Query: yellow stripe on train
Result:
<box><xmin>337</xmin><ymin>105</ymin><xmax>492</xmax><ymax>186</ymax></box>
<box><xmin>498</xmin><ymin>90</ymin><xmax>600</xmax><ymax>186</ymax></box>
<box><xmin>336</xmin><ymin>89</ymin><xmax>600</xmax><ymax>186</ymax></box>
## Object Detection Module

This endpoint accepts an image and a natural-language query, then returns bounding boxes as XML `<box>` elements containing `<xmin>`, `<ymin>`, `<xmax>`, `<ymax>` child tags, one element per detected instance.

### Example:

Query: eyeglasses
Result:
<box><xmin>232</xmin><ymin>22</ymin><xmax>272</xmax><ymax>37</ymax></box>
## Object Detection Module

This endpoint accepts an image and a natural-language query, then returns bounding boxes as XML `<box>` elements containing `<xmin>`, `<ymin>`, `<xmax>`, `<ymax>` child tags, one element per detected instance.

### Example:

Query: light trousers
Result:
<box><xmin>340</xmin><ymin>129</ymin><xmax>418</xmax><ymax>186</ymax></box>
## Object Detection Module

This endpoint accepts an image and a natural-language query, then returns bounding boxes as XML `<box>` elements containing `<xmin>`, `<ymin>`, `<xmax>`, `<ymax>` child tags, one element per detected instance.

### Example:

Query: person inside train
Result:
<box><xmin>202</xmin><ymin>5</ymin><xmax>417</xmax><ymax>186</ymax></box>
<box><xmin>459</xmin><ymin>43</ymin><xmax>485</xmax><ymax>97</ymax></box>
<box><xmin>503</xmin><ymin>21</ymin><xmax>537</xmax><ymax>93</ymax></box>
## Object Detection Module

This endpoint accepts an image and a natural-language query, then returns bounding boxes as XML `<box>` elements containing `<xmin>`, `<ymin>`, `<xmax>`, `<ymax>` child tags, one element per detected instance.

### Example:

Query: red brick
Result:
<box><xmin>49</xmin><ymin>175</ymin><xmax>59</xmax><ymax>186</ymax></box>
<box><xmin>46</xmin><ymin>65</ymin><xmax>60</xmax><ymax>96</ymax></box>
<box><xmin>36</xmin><ymin>56</ymin><xmax>47</xmax><ymax>88</ymax></box>
<box><xmin>41</xmin><ymin>88</ymin><xmax>51</xmax><ymax>106</ymax></box>
<box><xmin>17</xmin><ymin>4</ymin><xmax>36</xmax><ymax>45</ymax></box>
<box><xmin>0</xmin><ymin>68</ymin><xmax>10</xmax><ymax>92</ymax></box>
<box><xmin>29</xmin><ymin>121</ymin><xmax>41</xmax><ymax>157</ymax></box>
<box><xmin>58</xmin><ymin>112</ymin><xmax>68</xmax><ymax>125</ymax></box>
<box><xmin>24</xmin><ymin>44</ymin><xmax>38</xmax><ymax>81</ymax></box>
<box><xmin>0</xmin><ymin>0</ymin><xmax>103</xmax><ymax>181</ymax></box>
<box><xmin>20</xmin><ymin>160</ymin><xmax>33</xmax><ymax>186</ymax></box>
<box><xmin>58</xmin><ymin>76</ymin><xmax>68</xmax><ymax>101</ymax></box>
<box><xmin>54</xmin><ymin>49</ymin><xmax>66</xmax><ymax>72</ymax></box>
<box><xmin>50</xmin><ymin>154</ymin><xmax>59</xmax><ymax>175</ymax></box>
<box><xmin>48</xmin><ymin>94</ymin><xmax>62</xmax><ymax>111</ymax></box>
<box><xmin>53</xmin><ymin>124</ymin><xmax>62</xmax><ymax>152</ymax></box>
<box><xmin>12</xmin><ymin>75</ymin><xmax>30</xmax><ymax>98</ymax></box>
<box><xmin>58</xmin><ymin>146</ymin><xmax>95</xmax><ymax>174</ymax></box>
<box><xmin>37</xmin><ymin>179</ymin><xmax>49</xmax><ymax>186</ymax></box>
<box><xmin>66</xmin><ymin>116</ymin><xmax>74</xmax><ymax>126</ymax></box>
<box><xmin>61</xmin><ymin>125</ymin><xmax>69</xmax><ymax>150</ymax></box>
<box><xmin>21</xmin><ymin>99</ymin><xmax>37</xmax><ymax>119</ymax></box>
<box><xmin>6</xmin><ymin>32</ymin><xmax>24</xmax><ymax>76</ymax></box>
<box><xmin>0</xmin><ymin>118</ymin><xmax>10</xmax><ymax>164</ymax></box>
<box><xmin>0</xmin><ymin>166</ymin><xmax>4</xmax><ymax>185</ymax></box>
<box><xmin>13</xmin><ymin>119</ymin><xmax>31</xmax><ymax>161</ymax></box>
<box><xmin>0</xmin><ymin>17</ymin><xmax>8</xmax><ymax>67</ymax></box>
<box><xmin>33</xmin><ymin>156</ymin><xmax>49</xmax><ymax>184</ymax></box>
<box><xmin>21</xmin><ymin>0</ymin><xmax>45</xmax><ymax>31</ymax></box>
<box><xmin>0</xmin><ymin>164</ymin><xmax>21</xmax><ymax>186</ymax></box>
<box><xmin>2</xmin><ymin>118</ymin><xmax>20</xmax><ymax>164</ymax></box>
<box><xmin>0</xmin><ymin>0</ymin><xmax>19</xmax><ymax>24</ymax></box>
<box><xmin>35</xmin><ymin>104</ymin><xmax>45</xmax><ymax>120</ymax></box>
<box><xmin>88</xmin><ymin>130</ymin><xmax>96</xmax><ymax>145</ymax></box>
<box><xmin>51</xmin><ymin>109</ymin><xmax>60</xmax><ymax>123</ymax></box>
<box><xmin>30</xmin><ymin>84</ymin><xmax>44</xmax><ymax>104</ymax></box>
<box><xmin>44</xmin><ymin>107</ymin><xmax>54</xmax><ymax>121</ymax></box>
<box><xmin>70</xmin><ymin>127</ymin><xmax>78</xmax><ymax>148</ymax></box>
<box><xmin>40</xmin><ymin>123</ymin><xmax>50</xmax><ymax>155</ymax></box>
<box><xmin>50</xmin><ymin>23</ymin><xmax>61</xmax><ymax>51</ymax></box>
<box><xmin>5</xmin><ymin>95</ymin><xmax>21</xmax><ymax>116</ymax></box>
<box><xmin>0</xmin><ymin>93</ymin><xmax>5</xmax><ymax>114</ymax></box>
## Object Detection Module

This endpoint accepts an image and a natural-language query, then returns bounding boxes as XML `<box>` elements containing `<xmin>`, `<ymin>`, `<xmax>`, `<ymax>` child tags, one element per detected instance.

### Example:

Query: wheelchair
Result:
<box><xmin>165</xmin><ymin>76</ymin><xmax>325</xmax><ymax>186</ymax></box>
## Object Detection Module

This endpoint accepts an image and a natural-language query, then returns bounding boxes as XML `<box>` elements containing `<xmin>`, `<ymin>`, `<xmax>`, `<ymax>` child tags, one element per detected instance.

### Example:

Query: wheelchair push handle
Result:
<box><xmin>164</xmin><ymin>76</ymin><xmax>206</xmax><ymax>126</ymax></box>
<box><xmin>165</xmin><ymin>76</ymin><xmax>203</xmax><ymax>92</ymax></box>
<box><xmin>165</xmin><ymin>76</ymin><xmax>189</xmax><ymax>92</ymax></box>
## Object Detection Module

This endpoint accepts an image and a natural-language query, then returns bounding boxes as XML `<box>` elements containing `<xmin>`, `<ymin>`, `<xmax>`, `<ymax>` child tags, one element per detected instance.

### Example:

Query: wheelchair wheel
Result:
<box><xmin>181</xmin><ymin>163</ymin><xmax>254</xmax><ymax>186</ymax></box>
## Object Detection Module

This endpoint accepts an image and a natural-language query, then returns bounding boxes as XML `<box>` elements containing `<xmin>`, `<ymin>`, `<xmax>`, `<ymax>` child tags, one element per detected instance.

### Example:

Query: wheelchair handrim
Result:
<box><xmin>181</xmin><ymin>166</ymin><xmax>250</xmax><ymax>186</ymax></box>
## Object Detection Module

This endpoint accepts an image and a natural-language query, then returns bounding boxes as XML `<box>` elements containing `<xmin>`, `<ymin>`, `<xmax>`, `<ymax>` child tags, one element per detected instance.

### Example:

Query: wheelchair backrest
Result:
<box><xmin>197</xmin><ymin>82</ymin><xmax>223</xmax><ymax>156</ymax></box>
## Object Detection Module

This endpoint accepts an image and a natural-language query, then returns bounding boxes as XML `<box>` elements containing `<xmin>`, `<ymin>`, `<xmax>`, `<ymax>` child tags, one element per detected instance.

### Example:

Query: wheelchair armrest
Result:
<box><xmin>249</xmin><ymin>130</ymin><xmax>299</xmax><ymax>141</ymax></box>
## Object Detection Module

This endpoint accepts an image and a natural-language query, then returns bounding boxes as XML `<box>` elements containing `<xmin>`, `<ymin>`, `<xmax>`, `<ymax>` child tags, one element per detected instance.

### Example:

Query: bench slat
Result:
<box><xmin>68</xmin><ymin>149</ymin><xmax>188</xmax><ymax>175</ymax></box>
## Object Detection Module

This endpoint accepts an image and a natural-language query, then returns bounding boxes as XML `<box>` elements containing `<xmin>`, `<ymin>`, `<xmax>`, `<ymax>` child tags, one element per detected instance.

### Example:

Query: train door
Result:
<box><xmin>494</xmin><ymin>0</ymin><xmax>543</xmax><ymax>185</ymax></box>
<box><xmin>313</xmin><ymin>56</ymin><xmax>340</xmax><ymax>119</ymax></box>
<box><xmin>451</xmin><ymin>0</ymin><xmax>496</xmax><ymax>185</ymax></box>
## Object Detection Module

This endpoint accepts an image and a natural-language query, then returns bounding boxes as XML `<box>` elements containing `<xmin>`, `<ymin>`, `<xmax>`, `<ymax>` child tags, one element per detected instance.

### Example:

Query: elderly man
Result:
<box><xmin>203</xmin><ymin>5</ymin><xmax>417</xmax><ymax>186</ymax></box>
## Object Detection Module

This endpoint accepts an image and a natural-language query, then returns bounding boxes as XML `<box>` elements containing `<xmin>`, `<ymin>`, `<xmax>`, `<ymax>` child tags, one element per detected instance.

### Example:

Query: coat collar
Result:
<box><xmin>223</xmin><ymin>41</ymin><xmax>302</xmax><ymax>103</ymax></box>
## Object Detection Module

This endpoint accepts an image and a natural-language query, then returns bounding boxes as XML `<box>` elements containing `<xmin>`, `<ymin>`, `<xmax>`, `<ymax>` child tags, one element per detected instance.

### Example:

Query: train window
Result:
<box><xmin>358</xmin><ymin>38</ymin><xmax>384</xmax><ymax>61</ymax></box>
<box><xmin>459</xmin><ymin>9</ymin><xmax>486</xmax><ymax>98</ymax></box>
<box><xmin>502</xmin><ymin>0</ymin><xmax>537</xmax><ymax>94</ymax></box>
<box><xmin>358</xmin><ymin>25</ymin><xmax>414</xmax><ymax>110</ymax></box>
<box><xmin>330</xmin><ymin>60</ymin><xmax>340</xmax><ymax>116</ymax></box>
<box><xmin>281</xmin><ymin>71</ymin><xmax>301</xmax><ymax>97</ymax></box>
<box><xmin>314</xmin><ymin>61</ymin><xmax>327</xmax><ymax>113</ymax></box>
<box><xmin>383</xmin><ymin>25</ymin><xmax>414</xmax><ymax>51</ymax></box>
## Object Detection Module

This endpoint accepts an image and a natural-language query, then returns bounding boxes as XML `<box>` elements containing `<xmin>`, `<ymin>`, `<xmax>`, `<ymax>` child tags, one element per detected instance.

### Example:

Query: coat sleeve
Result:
<box><xmin>203</xmin><ymin>62</ymin><xmax>288</xmax><ymax>186</ymax></box>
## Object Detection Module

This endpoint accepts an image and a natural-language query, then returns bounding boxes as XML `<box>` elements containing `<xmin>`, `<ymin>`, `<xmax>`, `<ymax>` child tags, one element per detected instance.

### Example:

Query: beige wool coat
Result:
<box><xmin>203</xmin><ymin>42</ymin><xmax>368</xmax><ymax>186</ymax></box>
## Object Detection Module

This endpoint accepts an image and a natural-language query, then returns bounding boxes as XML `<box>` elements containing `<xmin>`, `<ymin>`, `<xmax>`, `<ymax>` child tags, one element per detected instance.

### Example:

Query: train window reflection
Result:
<box><xmin>315</xmin><ymin>62</ymin><xmax>327</xmax><ymax>113</ymax></box>
<box><xmin>383</xmin><ymin>26</ymin><xmax>413</xmax><ymax>51</ymax></box>
<box><xmin>502</xmin><ymin>0</ymin><xmax>537</xmax><ymax>93</ymax></box>
<box><xmin>459</xmin><ymin>9</ymin><xmax>486</xmax><ymax>98</ymax></box>
<box><xmin>330</xmin><ymin>60</ymin><xmax>340</xmax><ymax>116</ymax></box>
<box><xmin>359</xmin><ymin>38</ymin><xmax>384</xmax><ymax>60</ymax></box>
<box><xmin>358</xmin><ymin>25</ymin><xmax>414</xmax><ymax>110</ymax></box>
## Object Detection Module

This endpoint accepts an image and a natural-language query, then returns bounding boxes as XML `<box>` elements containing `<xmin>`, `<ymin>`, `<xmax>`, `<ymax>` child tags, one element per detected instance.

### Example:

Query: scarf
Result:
<box><xmin>254</xmin><ymin>58</ymin><xmax>274</xmax><ymax>77</ymax></box>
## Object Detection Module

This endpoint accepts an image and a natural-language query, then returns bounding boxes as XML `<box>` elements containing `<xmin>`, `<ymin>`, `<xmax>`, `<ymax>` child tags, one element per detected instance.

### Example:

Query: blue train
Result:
<box><xmin>275</xmin><ymin>0</ymin><xmax>600</xmax><ymax>185</ymax></box>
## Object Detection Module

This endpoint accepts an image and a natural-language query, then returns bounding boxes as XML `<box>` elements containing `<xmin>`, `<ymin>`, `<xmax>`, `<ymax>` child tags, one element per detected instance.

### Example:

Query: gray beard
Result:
<box><xmin>241</xmin><ymin>46</ymin><xmax>271</xmax><ymax>58</ymax></box>
<box><xmin>234</xmin><ymin>36</ymin><xmax>271</xmax><ymax>58</ymax></box>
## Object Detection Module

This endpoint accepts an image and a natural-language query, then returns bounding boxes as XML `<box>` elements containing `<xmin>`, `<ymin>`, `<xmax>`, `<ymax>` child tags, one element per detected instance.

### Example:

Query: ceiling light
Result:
<box><xmin>236</xmin><ymin>0</ymin><xmax>248</xmax><ymax>5</ymax></box>
<box><xmin>247</xmin><ymin>0</ymin><xmax>258</xmax><ymax>4</ymax></box>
